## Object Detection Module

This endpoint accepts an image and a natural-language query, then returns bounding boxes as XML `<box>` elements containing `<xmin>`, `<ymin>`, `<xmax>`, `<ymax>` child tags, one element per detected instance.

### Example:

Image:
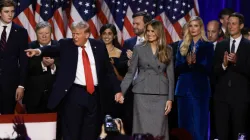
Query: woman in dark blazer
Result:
<box><xmin>175</xmin><ymin>16</ymin><xmax>214</xmax><ymax>140</ymax></box>
<box><xmin>121</xmin><ymin>20</ymin><xmax>174</xmax><ymax>140</ymax></box>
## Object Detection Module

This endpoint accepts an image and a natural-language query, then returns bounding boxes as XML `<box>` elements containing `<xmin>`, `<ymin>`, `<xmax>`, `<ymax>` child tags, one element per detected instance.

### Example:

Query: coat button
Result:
<box><xmin>65</xmin><ymin>89</ymin><xmax>68</xmax><ymax>92</ymax></box>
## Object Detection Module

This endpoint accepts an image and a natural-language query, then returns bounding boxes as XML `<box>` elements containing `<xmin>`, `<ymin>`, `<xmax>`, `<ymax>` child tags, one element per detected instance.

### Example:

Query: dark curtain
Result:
<box><xmin>198</xmin><ymin>0</ymin><xmax>250</xmax><ymax>27</ymax></box>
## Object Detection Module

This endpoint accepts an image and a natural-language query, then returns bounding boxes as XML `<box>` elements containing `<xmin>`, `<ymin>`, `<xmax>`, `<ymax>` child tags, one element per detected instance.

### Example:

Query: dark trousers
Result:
<box><xmin>122</xmin><ymin>86</ymin><xmax>134</xmax><ymax>135</ymax></box>
<box><xmin>209</xmin><ymin>98</ymin><xmax>217</xmax><ymax>140</ymax></box>
<box><xmin>61</xmin><ymin>84</ymin><xmax>101</xmax><ymax>140</ymax></box>
<box><xmin>177</xmin><ymin>96</ymin><xmax>209</xmax><ymax>140</ymax></box>
<box><xmin>0</xmin><ymin>85</ymin><xmax>16</xmax><ymax>114</ymax></box>
<box><xmin>26</xmin><ymin>92</ymin><xmax>51</xmax><ymax>114</ymax></box>
<box><xmin>26</xmin><ymin>92</ymin><xmax>62</xmax><ymax>140</ymax></box>
<box><xmin>214</xmin><ymin>100</ymin><xmax>249</xmax><ymax>140</ymax></box>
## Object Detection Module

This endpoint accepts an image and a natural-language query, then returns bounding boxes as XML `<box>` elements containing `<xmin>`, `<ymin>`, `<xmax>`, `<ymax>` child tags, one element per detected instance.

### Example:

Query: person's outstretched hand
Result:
<box><xmin>12</xmin><ymin>116</ymin><xmax>28</xmax><ymax>137</ymax></box>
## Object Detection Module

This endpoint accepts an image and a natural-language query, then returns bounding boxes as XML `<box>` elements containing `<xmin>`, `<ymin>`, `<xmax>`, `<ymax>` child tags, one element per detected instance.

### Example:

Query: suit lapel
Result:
<box><xmin>225</xmin><ymin>39</ymin><xmax>230</xmax><ymax>53</ymax></box>
<box><xmin>132</xmin><ymin>37</ymin><xmax>137</xmax><ymax>49</ymax></box>
<box><xmin>145</xmin><ymin>43</ymin><xmax>160</xmax><ymax>73</ymax></box>
<box><xmin>236</xmin><ymin>37</ymin><xmax>245</xmax><ymax>56</ymax></box>
<box><xmin>6</xmin><ymin>23</ymin><xmax>17</xmax><ymax>47</ymax></box>
<box><xmin>34</xmin><ymin>41</ymin><xmax>41</xmax><ymax>49</ymax></box>
<box><xmin>89</xmin><ymin>39</ymin><xmax>100</xmax><ymax>75</ymax></box>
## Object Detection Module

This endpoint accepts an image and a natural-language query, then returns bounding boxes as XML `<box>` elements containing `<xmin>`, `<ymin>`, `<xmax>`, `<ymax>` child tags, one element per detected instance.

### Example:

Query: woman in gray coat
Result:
<box><xmin>121</xmin><ymin>20</ymin><xmax>174</xmax><ymax>140</ymax></box>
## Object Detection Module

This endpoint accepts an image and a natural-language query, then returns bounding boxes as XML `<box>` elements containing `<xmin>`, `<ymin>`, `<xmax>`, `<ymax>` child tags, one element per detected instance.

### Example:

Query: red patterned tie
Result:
<box><xmin>81</xmin><ymin>46</ymin><xmax>95</xmax><ymax>94</ymax></box>
<box><xmin>0</xmin><ymin>26</ymin><xmax>7</xmax><ymax>51</ymax></box>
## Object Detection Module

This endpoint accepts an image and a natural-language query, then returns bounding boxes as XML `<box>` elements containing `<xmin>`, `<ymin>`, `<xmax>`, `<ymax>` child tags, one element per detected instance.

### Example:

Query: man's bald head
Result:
<box><xmin>207</xmin><ymin>20</ymin><xmax>221</xmax><ymax>42</ymax></box>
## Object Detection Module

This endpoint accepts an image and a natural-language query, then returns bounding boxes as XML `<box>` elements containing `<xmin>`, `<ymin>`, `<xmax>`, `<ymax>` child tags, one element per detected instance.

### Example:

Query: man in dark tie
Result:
<box><xmin>206</xmin><ymin>20</ymin><xmax>221</xmax><ymax>140</ymax></box>
<box><xmin>213</xmin><ymin>12</ymin><xmax>250</xmax><ymax>140</ymax></box>
<box><xmin>0</xmin><ymin>0</ymin><xmax>28</xmax><ymax>114</ymax></box>
<box><xmin>118</xmin><ymin>11</ymin><xmax>152</xmax><ymax>135</ymax></box>
<box><xmin>207</xmin><ymin>20</ymin><xmax>222</xmax><ymax>50</ymax></box>
<box><xmin>25</xmin><ymin>21</ymin><xmax>124</xmax><ymax>140</ymax></box>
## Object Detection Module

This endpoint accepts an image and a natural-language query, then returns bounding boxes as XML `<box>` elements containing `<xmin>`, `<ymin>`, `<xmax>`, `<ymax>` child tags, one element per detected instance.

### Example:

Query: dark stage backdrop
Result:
<box><xmin>198</xmin><ymin>0</ymin><xmax>250</xmax><ymax>27</ymax></box>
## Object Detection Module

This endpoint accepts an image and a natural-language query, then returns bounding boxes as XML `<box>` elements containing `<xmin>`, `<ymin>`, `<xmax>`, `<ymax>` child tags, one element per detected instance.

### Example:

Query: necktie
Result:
<box><xmin>81</xmin><ymin>46</ymin><xmax>95</xmax><ymax>94</ymax></box>
<box><xmin>231</xmin><ymin>40</ymin><xmax>236</xmax><ymax>53</ymax></box>
<box><xmin>0</xmin><ymin>26</ymin><xmax>7</xmax><ymax>51</ymax></box>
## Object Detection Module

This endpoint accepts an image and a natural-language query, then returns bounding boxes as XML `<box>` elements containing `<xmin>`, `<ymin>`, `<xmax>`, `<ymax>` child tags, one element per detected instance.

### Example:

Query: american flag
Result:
<box><xmin>13</xmin><ymin>0</ymin><xmax>198</xmax><ymax>113</ymax></box>
<box><xmin>13</xmin><ymin>0</ymin><xmax>199</xmax><ymax>44</ymax></box>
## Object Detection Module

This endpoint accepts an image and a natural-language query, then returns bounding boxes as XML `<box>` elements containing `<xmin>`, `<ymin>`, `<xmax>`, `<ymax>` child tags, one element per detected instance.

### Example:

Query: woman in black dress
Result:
<box><xmin>100</xmin><ymin>24</ymin><xmax>123</xmax><ymax>118</ymax></box>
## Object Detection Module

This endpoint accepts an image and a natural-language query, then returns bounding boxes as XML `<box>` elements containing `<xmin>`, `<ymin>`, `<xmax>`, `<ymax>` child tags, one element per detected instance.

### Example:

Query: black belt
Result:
<box><xmin>73</xmin><ymin>84</ymin><xmax>98</xmax><ymax>90</ymax></box>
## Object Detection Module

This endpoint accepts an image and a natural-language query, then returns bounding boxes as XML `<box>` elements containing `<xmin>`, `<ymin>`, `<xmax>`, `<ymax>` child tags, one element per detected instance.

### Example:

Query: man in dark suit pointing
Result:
<box><xmin>25</xmin><ymin>21</ymin><xmax>124</xmax><ymax>140</ymax></box>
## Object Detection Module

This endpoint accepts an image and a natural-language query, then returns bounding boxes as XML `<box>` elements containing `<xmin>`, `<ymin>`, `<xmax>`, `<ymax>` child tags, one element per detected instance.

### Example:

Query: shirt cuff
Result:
<box><xmin>41</xmin><ymin>62</ymin><xmax>47</xmax><ymax>72</ymax></box>
<box><xmin>51</xmin><ymin>65</ymin><xmax>56</xmax><ymax>75</ymax></box>
<box><xmin>18</xmin><ymin>86</ymin><xmax>24</xmax><ymax>89</ymax></box>
<box><xmin>222</xmin><ymin>63</ymin><xmax>227</xmax><ymax>70</ymax></box>
<box><xmin>36</xmin><ymin>49</ymin><xmax>41</xmax><ymax>56</ymax></box>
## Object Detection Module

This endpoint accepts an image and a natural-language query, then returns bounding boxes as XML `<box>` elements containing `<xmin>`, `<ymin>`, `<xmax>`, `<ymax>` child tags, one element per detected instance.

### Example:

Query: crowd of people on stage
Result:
<box><xmin>0</xmin><ymin>0</ymin><xmax>250</xmax><ymax>139</ymax></box>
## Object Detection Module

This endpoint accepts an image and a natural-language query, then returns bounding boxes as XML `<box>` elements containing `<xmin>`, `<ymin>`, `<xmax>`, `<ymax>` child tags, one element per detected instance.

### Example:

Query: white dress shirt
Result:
<box><xmin>229</xmin><ymin>35</ymin><xmax>242</xmax><ymax>53</ymax></box>
<box><xmin>0</xmin><ymin>21</ymin><xmax>12</xmax><ymax>41</ymax></box>
<box><xmin>136</xmin><ymin>36</ymin><xmax>145</xmax><ymax>45</ymax></box>
<box><xmin>40</xmin><ymin>42</ymin><xmax>56</xmax><ymax>75</ymax></box>
<box><xmin>213</xmin><ymin>41</ymin><xmax>217</xmax><ymax>50</ymax></box>
<box><xmin>221</xmin><ymin>27</ymin><xmax>226</xmax><ymax>34</ymax></box>
<box><xmin>74</xmin><ymin>40</ymin><xmax>98</xmax><ymax>86</ymax></box>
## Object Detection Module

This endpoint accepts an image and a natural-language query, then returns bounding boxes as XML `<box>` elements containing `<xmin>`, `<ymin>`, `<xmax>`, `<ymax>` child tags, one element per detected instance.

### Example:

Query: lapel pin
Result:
<box><xmin>94</xmin><ymin>46</ymin><xmax>96</xmax><ymax>49</ymax></box>
<box><xmin>15</xmin><ymin>30</ymin><xmax>17</xmax><ymax>32</ymax></box>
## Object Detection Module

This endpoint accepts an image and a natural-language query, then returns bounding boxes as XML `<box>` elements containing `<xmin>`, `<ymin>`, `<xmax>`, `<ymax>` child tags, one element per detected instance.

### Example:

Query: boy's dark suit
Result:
<box><xmin>0</xmin><ymin>23</ymin><xmax>28</xmax><ymax>114</ymax></box>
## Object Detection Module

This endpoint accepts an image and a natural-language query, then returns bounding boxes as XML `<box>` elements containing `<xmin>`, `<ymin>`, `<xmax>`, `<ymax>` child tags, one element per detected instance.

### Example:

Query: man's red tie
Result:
<box><xmin>0</xmin><ymin>26</ymin><xmax>7</xmax><ymax>51</ymax></box>
<box><xmin>82</xmin><ymin>46</ymin><xmax>95</xmax><ymax>94</ymax></box>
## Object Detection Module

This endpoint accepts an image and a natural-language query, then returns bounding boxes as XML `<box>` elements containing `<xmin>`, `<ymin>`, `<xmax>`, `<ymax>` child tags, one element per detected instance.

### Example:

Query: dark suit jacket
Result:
<box><xmin>213</xmin><ymin>37</ymin><xmax>250</xmax><ymax>103</ymax></box>
<box><xmin>39</xmin><ymin>38</ymin><xmax>121</xmax><ymax>109</ymax></box>
<box><xmin>0</xmin><ymin>23</ymin><xmax>28</xmax><ymax>98</ymax></box>
<box><xmin>175</xmin><ymin>40</ymin><xmax>214</xmax><ymax>98</ymax></box>
<box><xmin>23</xmin><ymin>40</ymin><xmax>59</xmax><ymax>107</ymax></box>
<box><xmin>119</xmin><ymin>37</ymin><xmax>137</xmax><ymax>76</ymax></box>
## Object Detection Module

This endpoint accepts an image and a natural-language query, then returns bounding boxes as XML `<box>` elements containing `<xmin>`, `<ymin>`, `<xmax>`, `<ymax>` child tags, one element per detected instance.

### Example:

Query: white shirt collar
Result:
<box><xmin>0</xmin><ymin>20</ymin><xmax>12</xmax><ymax>29</ymax></box>
<box><xmin>221</xmin><ymin>27</ymin><xmax>226</xmax><ymax>34</ymax></box>
<box><xmin>230</xmin><ymin>34</ymin><xmax>242</xmax><ymax>43</ymax></box>
<box><xmin>137</xmin><ymin>36</ymin><xmax>145</xmax><ymax>42</ymax></box>
<box><xmin>83</xmin><ymin>39</ymin><xmax>91</xmax><ymax>49</ymax></box>
<box><xmin>40</xmin><ymin>41</ymin><xmax>51</xmax><ymax>47</ymax></box>
<box><xmin>213</xmin><ymin>41</ymin><xmax>217</xmax><ymax>50</ymax></box>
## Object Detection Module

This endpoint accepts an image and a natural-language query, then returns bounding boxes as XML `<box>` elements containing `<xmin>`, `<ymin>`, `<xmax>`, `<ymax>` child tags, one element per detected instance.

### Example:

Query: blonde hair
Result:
<box><xmin>180</xmin><ymin>16</ymin><xmax>208</xmax><ymax>56</ymax></box>
<box><xmin>144</xmin><ymin>20</ymin><xmax>172</xmax><ymax>64</ymax></box>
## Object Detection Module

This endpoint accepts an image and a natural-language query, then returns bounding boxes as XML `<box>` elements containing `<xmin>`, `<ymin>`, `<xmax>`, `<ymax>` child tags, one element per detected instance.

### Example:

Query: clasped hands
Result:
<box><xmin>223</xmin><ymin>51</ymin><xmax>237</xmax><ymax>67</ymax></box>
<box><xmin>186</xmin><ymin>52</ymin><xmax>196</xmax><ymax>65</ymax></box>
<box><xmin>115</xmin><ymin>92</ymin><xmax>124</xmax><ymax>104</ymax></box>
<box><xmin>42</xmin><ymin>57</ymin><xmax>55</xmax><ymax>69</ymax></box>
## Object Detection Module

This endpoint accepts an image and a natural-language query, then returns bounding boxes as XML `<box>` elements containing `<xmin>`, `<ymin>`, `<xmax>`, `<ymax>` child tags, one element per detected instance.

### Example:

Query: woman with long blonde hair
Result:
<box><xmin>121</xmin><ymin>20</ymin><xmax>174</xmax><ymax>140</ymax></box>
<box><xmin>175</xmin><ymin>16</ymin><xmax>214</xmax><ymax>140</ymax></box>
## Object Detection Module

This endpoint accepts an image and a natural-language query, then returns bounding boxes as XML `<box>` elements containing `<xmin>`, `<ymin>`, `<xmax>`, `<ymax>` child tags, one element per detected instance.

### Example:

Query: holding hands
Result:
<box><xmin>115</xmin><ymin>92</ymin><xmax>124</xmax><ymax>104</ymax></box>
